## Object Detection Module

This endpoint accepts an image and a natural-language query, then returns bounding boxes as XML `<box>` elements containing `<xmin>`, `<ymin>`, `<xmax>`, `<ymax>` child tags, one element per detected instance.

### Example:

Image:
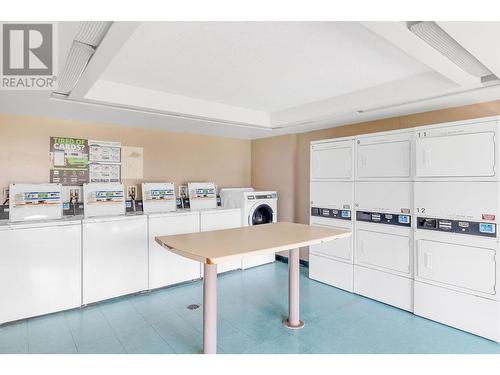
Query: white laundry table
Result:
<box><xmin>155</xmin><ymin>221</ymin><xmax>351</xmax><ymax>354</ymax></box>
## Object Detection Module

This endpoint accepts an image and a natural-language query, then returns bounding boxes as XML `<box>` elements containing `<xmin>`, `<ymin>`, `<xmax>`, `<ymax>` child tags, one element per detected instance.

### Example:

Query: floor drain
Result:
<box><xmin>187</xmin><ymin>304</ymin><xmax>200</xmax><ymax>310</ymax></box>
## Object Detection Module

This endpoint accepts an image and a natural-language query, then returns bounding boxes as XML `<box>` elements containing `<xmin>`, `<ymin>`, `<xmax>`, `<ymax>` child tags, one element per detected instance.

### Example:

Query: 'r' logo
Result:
<box><xmin>2</xmin><ymin>23</ymin><xmax>53</xmax><ymax>75</ymax></box>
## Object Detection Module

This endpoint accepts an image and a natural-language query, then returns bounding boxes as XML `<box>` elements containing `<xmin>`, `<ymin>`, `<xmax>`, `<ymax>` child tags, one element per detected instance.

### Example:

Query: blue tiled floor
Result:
<box><xmin>1</xmin><ymin>261</ymin><xmax>500</xmax><ymax>354</ymax></box>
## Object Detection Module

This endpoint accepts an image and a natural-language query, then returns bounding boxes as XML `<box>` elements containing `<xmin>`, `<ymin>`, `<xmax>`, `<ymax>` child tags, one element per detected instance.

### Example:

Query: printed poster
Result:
<box><xmin>89</xmin><ymin>140</ymin><xmax>121</xmax><ymax>163</ymax></box>
<box><xmin>49</xmin><ymin>137</ymin><xmax>89</xmax><ymax>185</ymax></box>
<box><xmin>88</xmin><ymin>140</ymin><xmax>122</xmax><ymax>183</ymax></box>
<box><xmin>89</xmin><ymin>163</ymin><xmax>121</xmax><ymax>183</ymax></box>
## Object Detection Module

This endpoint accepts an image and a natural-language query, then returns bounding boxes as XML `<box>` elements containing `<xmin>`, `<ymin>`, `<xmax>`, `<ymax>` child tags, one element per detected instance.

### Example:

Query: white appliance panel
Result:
<box><xmin>310</xmin><ymin>181</ymin><xmax>353</xmax><ymax>211</ymax></box>
<box><xmin>311</xmin><ymin>140</ymin><xmax>353</xmax><ymax>180</ymax></box>
<box><xmin>0</xmin><ymin>222</ymin><xmax>81</xmax><ymax>324</ymax></box>
<box><xmin>415</xmin><ymin>120</ymin><xmax>499</xmax><ymax>180</ymax></box>
<box><xmin>220</xmin><ymin>188</ymin><xmax>253</xmax><ymax>209</ymax></box>
<box><xmin>414</xmin><ymin>181</ymin><xmax>499</xmax><ymax>222</ymax></box>
<box><xmin>83</xmin><ymin>183</ymin><xmax>125</xmax><ymax>217</ymax></box>
<box><xmin>142</xmin><ymin>182</ymin><xmax>176</xmax><ymax>213</ymax></box>
<box><xmin>309</xmin><ymin>254</ymin><xmax>354</xmax><ymax>292</ymax></box>
<box><xmin>415</xmin><ymin>236</ymin><xmax>497</xmax><ymax>297</ymax></box>
<box><xmin>356</xmin><ymin>132</ymin><xmax>412</xmax><ymax>180</ymax></box>
<box><xmin>414</xmin><ymin>281</ymin><xmax>500</xmax><ymax>342</ymax></box>
<box><xmin>310</xmin><ymin>217</ymin><xmax>352</xmax><ymax>262</ymax></box>
<box><xmin>355</xmin><ymin>224</ymin><xmax>412</xmax><ymax>276</ymax></box>
<box><xmin>354</xmin><ymin>265</ymin><xmax>413</xmax><ymax>311</ymax></box>
<box><xmin>355</xmin><ymin>181</ymin><xmax>412</xmax><ymax>214</ymax></box>
<box><xmin>188</xmin><ymin>182</ymin><xmax>217</xmax><ymax>210</ymax></box>
<box><xmin>200</xmin><ymin>208</ymin><xmax>242</xmax><ymax>273</ymax></box>
<box><xmin>9</xmin><ymin>183</ymin><xmax>63</xmax><ymax>222</ymax></box>
<box><xmin>83</xmin><ymin>215</ymin><xmax>148</xmax><ymax>304</ymax></box>
<box><xmin>148</xmin><ymin>212</ymin><xmax>201</xmax><ymax>289</ymax></box>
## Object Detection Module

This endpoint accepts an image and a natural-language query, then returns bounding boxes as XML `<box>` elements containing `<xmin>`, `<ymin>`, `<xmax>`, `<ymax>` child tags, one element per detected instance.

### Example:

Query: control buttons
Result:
<box><xmin>417</xmin><ymin>217</ymin><xmax>497</xmax><ymax>237</ymax></box>
<box><xmin>398</xmin><ymin>215</ymin><xmax>410</xmax><ymax>224</ymax></box>
<box><xmin>311</xmin><ymin>207</ymin><xmax>351</xmax><ymax>221</ymax></box>
<box><xmin>479</xmin><ymin>223</ymin><xmax>496</xmax><ymax>234</ymax></box>
<box><xmin>438</xmin><ymin>220</ymin><xmax>452</xmax><ymax>230</ymax></box>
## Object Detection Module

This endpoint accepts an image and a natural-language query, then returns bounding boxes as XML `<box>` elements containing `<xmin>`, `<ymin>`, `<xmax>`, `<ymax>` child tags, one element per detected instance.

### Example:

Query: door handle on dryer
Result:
<box><xmin>423</xmin><ymin>150</ymin><xmax>432</xmax><ymax>166</ymax></box>
<box><xmin>360</xmin><ymin>239</ymin><xmax>368</xmax><ymax>256</ymax></box>
<box><xmin>423</xmin><ymin>252</ymin><xmax>433</xmax><ymax>269</ymax></box>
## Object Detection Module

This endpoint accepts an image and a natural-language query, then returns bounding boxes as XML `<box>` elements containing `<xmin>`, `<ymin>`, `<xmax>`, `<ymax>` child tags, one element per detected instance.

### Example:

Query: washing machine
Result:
<box><xmin>148</xmin><ymin>210</ymin><xmax>201</xmax><ymax>289</ymax></box>
<box><xmin>1</xmin><ymin>185</ymin><xmax>80</xmax><ymax>324</ymax></box>
<box><xmin>238</xmin><ymin>191</ymin><xmax>277</xmax><ymax>269</ymax></box>
<box><xmin>309</xmin><ymin>137</ymin><xmax>355</xmax><ymax>291</ymax></box>
<box><xmin>354</xmin><ymin>129</ymin><xmax>414</xmax><ymax>311</ymax></box>
<box><xmin>413</xmin><ymin>115</ymin><xmax>500</xmax><ymax>341</ymax></box>
<box><xmin>82</xmin><ymin>182</ymin><xmax>148</xmax><ymax>304</ymax></box>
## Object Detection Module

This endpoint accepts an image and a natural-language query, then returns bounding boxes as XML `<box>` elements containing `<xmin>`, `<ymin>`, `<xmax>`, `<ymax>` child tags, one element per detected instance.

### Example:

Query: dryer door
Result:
<box><xmin>249</xmin><ymin>203</ymin><xmax>274</xmax><ymax>225</ymax></box>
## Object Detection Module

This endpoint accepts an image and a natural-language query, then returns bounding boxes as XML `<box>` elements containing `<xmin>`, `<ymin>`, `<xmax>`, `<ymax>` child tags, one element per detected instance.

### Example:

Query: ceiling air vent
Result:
<box><xmin>409</xmin><ymin>21</ymin><xmax>498</xmax><ymax>82</ymax></box>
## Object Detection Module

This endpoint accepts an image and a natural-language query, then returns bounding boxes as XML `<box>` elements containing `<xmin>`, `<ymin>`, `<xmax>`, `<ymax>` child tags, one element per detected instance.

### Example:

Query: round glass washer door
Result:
<box><xmin>251</xmin><ymin>204</ymin><xmax>274</xmax><ymax>225</ymax></box>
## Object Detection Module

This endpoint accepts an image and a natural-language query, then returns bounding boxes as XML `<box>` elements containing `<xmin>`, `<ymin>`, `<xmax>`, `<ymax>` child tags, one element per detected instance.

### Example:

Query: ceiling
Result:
<box><xmin>1</xmin><ymin>21</ymin><xmax>500</xmax><ymax>139</ymax></box>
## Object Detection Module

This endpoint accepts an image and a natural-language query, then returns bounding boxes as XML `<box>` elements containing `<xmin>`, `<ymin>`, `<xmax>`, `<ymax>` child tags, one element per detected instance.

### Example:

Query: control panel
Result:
<box><xmin>83</xmin><ymin>183</ymin><xmax>125</xmax><ymax>217</ymax></box>
<box><xmin>188</xmin><ymin>182</ymin><xmax>217</xmax><ymax>210</ymax></box>
<box><xmin>9</xmin><ymin>183</ymin><xmax>63</xmax><ymax>222</ymax></box>
<box><xmin>356</xmin><ymin>210</ymin><xmax>411</xmax><ymax>227</ymax></box>
<box><xmin>311</xmin><ymin>206</ymin><xmax>351</xmax><ymax>221</ymax></box>
<box><xmin>92</xmin><ymin>190</ymin><xmax>124</xmax><ymax>203</ymax></box>
<box><xmin>13</xmin><ymin>191</ymin><xmax>62</xmax><ymax>206</ymax></box>
<box><xmin>247</xmin><ymin>192</ymin><xmax>278</xmax><ymax>201</ymax></box>
<box><xmin>417</xmin><ymin>217</ymin><xmax>496</xmax><ymax>237</ymax></box>
<box><xmin>142</xmin><ymin>182</ymin><xmax>177</xmax><ymax>214</ymax></box>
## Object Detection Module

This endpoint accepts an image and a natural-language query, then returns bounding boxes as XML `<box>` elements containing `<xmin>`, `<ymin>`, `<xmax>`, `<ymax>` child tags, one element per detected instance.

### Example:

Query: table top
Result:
<box><xmin>155</xmin><ymin>222</ymin><xmax>351</xmax><ymax>265</ymax></box>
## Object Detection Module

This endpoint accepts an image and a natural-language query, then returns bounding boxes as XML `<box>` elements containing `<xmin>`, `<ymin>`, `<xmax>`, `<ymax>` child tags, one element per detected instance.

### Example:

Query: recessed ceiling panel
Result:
<box><xmin>96</xmin><ymin>21</ymin><xmax>432</xmax><ymax>112</ymax></box>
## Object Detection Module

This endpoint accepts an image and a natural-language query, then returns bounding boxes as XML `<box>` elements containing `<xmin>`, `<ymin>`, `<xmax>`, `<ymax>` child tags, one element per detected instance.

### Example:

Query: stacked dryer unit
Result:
<box><xmin>309</xmin><ymin>137</ymin><xmax>355</xmax><ymax>292</ymax></box>
<box><xmin>353</xmin><ymin>130</ymin><xmax>414</xmax><ymax>311</ymax></box>
<box><xmin>413</xmin><ymin>116</ymin><xmax>500</xmax><ymax>342</ymax></box>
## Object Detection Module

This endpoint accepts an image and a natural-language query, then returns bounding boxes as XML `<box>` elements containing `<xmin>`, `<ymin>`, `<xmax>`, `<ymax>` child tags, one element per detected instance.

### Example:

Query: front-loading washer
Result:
<box><xmin>241</xmin><ymin>191</ymin><xmax>277</xmax><ymax>268</ymax></box>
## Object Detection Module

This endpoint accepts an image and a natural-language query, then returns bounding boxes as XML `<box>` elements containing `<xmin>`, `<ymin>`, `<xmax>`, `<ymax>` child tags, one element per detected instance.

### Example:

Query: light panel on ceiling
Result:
<box><xmin>53</xmin><ymin>21</ymin><xmax>113</xmax><ymax>96</ymax></box>
<box><xmin>409</xmin><ymin>21</ymin><xmax>496</xmax><ymax>80</ymax></box>
<box><xmin>74</xmin><ymin>21</ymin><xmax>113</xmax><ymax>47</ymax></box>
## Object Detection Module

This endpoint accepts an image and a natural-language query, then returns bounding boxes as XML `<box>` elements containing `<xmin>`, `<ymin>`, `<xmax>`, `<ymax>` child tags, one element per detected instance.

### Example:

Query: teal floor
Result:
<box><xmin>1</xmin><ymin>261</ymin><xmax>500</xmax><ymax>354</ymax></box>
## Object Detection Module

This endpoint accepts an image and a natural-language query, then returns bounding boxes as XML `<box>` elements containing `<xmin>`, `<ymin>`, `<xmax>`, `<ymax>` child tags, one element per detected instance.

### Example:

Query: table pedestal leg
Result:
<box><xmin>284</xmin><ymin>248</ymin><xmax>305</xmax><ymax>329</ymax></box>
<box><xmin>203</xmin><ymin>263</ymin><xmax>217</xmax><ymax>354</ymax></box>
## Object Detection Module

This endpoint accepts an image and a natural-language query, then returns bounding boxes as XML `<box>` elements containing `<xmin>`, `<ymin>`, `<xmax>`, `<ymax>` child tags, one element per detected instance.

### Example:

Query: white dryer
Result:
<box><xmin>413</xmin><ymin>115</ymin><xmax>500</xmax><ymax>341</ymax></box>
<box><xmin>309</xmin><ymin>137</ymin><xmax>355</xmax><ymax>292</ymax></box>
<box><xmin>354</xmin><ymin>129</ymin><xmax>414</xmax><ymax>312</ymax></box>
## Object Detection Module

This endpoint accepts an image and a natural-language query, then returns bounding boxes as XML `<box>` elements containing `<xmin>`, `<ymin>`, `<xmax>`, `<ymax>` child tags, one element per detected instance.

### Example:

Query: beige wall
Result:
<box><xmin>0</xmin><ymin>113</ymin><xmax>251</xmax><ymax>198</ymax></box>
<box><xmin>251</xmin><ymin>99</ymin><xmax>500</xmax><ymax>260</ymax></box>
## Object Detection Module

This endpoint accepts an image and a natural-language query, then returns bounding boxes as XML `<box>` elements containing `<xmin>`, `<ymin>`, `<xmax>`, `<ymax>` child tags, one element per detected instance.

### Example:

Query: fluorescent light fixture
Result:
<box><xmin>54</xmin><ymin>42</ymin><xmax>95</xmax><ymax>95</ymax></box>
<box><xmin>53</xmin><ymin>21</ymin><xmax>113</xmax><ymax>96</ymax></box>
<box><xmin>409</xmin><ymin>21</ymin><xmax>496</xmax><ymax>80</ymax></box>
<box><xmin>74</xmin><ymin>21</ymin><xmax>112</xmax><ymax>47</ymax></box>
